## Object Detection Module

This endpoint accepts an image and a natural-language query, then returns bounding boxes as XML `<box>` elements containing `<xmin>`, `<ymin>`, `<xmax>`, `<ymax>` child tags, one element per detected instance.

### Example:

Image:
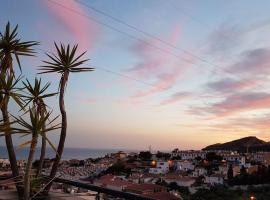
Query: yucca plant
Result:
<box><xmin>0</xmin><ymin>22</ymin><xmax>39</xmax><ymax>199</ymax></box>
<box><xmin>39</xmin><ymin>43</ymin><xmax>93</xmax><ymax>192</ymax></box>
<box><xmin>3</xmin><ymin>107</ymin><xmax>60</xmax><ymax>200</ymax></box>
<box><xmin>0</xmin><ymin>22</ymin><xmax>39</xmax><ymax>76</ymax></box>
<box><xmin>22</xmin><ymin>78</ymin><xmax>58</xmax><ymax>177</ymax></box>
<box><xmin>0</xmin><ymin>74</ymin><xmax>24</xmax><ymax>197</ymax></box>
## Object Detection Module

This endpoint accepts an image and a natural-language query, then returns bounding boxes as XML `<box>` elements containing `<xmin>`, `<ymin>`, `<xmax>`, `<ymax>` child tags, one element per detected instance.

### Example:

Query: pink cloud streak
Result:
<box><xmin>44</xmin><ymin>0</ymin><xmax>100</xmax><ymax>51</ymax></box>
<box><xmin>129</xmin><ymin>26</ymin><xmax>195</xmax><ymax>100</ymax></box>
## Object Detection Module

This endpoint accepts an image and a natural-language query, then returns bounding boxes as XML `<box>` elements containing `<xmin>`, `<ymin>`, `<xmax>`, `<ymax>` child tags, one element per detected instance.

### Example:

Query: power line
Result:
<box><xmin>74</xmin><ymin>0</ymin><xmax>212</xmax><ymax>65</ymax></box>
<box><xmin>39</xmin><ymin>0</ymin><xmax>270</xmax><ymax>108</ymax></box>
<box><xmin>35</xmin><ymin>48</ymin><xmax>214</xmax><ymax>104</ymax></box>
<box><xmin>46</xmin><ymin>0</ymin><xmax>219</xmax><ymax>75</ymax></box>
<box><xmin>48</xmin><ymin>0</ymin><xmax>270</xmax><ymax>94</ymax></box>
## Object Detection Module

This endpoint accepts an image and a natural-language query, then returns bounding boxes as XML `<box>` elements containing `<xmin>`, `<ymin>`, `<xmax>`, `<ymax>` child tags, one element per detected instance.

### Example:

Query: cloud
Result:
<box><xmin>206</xmin><ymin>19</ymin><xmax>270</xmax><ymax>56</ymax></box>
<box><xmin>212</xmin><ymin>116</ymin><xmax>270</xmax><ymax>131</ymax></box>
<box><xmin>44</xmin><ymin>0</ymin><xmax>100</xmax><ymax>51</ymax></box>
<box><xmin>207</xmin><ymin>78</ymin><xmax>258</xmax><ymax>93</ymax></box>
<box><xmin>133</xmin><ymin>66</ymin><xmax>187</xmax><ymax>98</ymax></box>
<box><xmin>189</xmin><ymin>92</ymin><xmax>270</xmax><ymax>117</ymax></box>
<box><xmin>160</xmin><ymin>92</ymin><xmax>192</xmax><ymax>106</ymax></box>
<box><xmin>229</xmin><ymin>48</ymin><xmax>270</xmax><ymax>76</ymax></box>
<box><xmin>128</xmin><ymin>26</ymin><xmax>196</xmax><ymax>99</ymax></box>
<box><xmin>207</xmin><ymin>22</ymin><xmax>242</xmax><ymax>55</ymax></box>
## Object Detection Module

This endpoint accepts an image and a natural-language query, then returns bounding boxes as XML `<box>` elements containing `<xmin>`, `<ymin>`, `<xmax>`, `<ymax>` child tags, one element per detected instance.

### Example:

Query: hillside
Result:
<box><xmin>203</xmin><ymin>136</ymin><xmax>270</xmax><ymax>152</ymax></box>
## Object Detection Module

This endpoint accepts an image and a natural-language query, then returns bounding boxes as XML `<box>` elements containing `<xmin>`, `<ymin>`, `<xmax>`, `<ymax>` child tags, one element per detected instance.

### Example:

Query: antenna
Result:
<box><xmin>149</xmin><ymin>145</ymin><xmax>152</xmax><ymax>153</ymax></box>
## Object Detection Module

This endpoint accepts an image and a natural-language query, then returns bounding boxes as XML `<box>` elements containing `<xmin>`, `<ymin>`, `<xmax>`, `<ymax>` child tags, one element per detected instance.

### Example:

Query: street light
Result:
<box><xmin>250</xmin><ymin>195</ymin><xmax>256</xmax><ymax>200</ymax></box>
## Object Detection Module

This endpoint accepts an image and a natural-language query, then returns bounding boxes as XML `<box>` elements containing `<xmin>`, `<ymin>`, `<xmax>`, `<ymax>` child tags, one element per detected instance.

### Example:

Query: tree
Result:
<box><xmin>138</xmin><ymin>151</ymin><xmax>152</xmax><ymax>160</ymax></box>
<box><xmin>240</xmin><ymin>166</ymin><xmax>247</xmax><ymax>176</ymax></box>
<box><xmin>0</xmin><ymin>75</ymin><xmax>24</xmax><ymax>196</ymax></box>
<box><xmin>0</xmin><ymin>22</ymin><xmax>38</xmax><ymax>199</ymax></box>
<box><xmin>7</xmin><ymin>107</ymin><xmax>60</xmax><ymax>200</ymax></box>
<box><xmin>105</xmin><ymin>161</ymin><xmax>131</xmax><ymax>176</ymax></box>
<box><xmin>206</xmin><ymin>152</ymin><xmax>222</xmax><ymax>162</ymax></box>
<box><xmin>39</xmin><ymin>43</ymin><xmax>93</xmax><ymax>192</ymax></box>
<box><xmin>227</xmin><ymin>164</ymin><xmax>233</xmax><ymax>184</ymax></box>
<box><xmin>22</xmin><ymin>78</ymin><xmax>57</xmax><ymax>176</ymax></box>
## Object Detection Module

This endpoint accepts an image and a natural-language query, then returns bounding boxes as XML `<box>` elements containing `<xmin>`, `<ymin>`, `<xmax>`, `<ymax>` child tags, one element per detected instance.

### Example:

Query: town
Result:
<box><xmin>1</xmin><ymin>149</ymin><xmax>270</xmax><ymax>199</ymax></box>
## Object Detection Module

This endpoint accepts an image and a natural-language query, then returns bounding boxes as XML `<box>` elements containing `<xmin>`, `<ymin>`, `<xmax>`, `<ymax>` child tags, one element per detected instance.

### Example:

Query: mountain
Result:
<box><xmin>203</xmin><ymin>136</ymin><xmax>270</xmax><ymax>152</ymax></box>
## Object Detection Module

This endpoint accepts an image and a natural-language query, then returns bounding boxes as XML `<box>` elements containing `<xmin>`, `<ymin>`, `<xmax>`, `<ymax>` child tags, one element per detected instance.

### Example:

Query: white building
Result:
<box><xmin>192</xmin><ymin>167</ymin><xmax>207</xmax><ymax>177</ymax></box>
<box><xmin>204</xmin><ymin>174</ymin><xmax>224</xmax><ymax>185</ymax></box>
<box><xmin>223</xmin><ymin>155</ymin><xmax>245</xmax><ymax>165</ymax></box>
<box><xmin>172</xmin><ymin>150</ymin><xmax>206</xmax><ymax>160</ymax></box>
<box><xmin>0</xmin><ymin>159</ymin><xmax>10</xmax><ymax>167</ymax></box>
<box><xmin>149</xmin><ymin>161</ymin><xmax>169</xmax><ymax>174</ymax></box>
<box><xmin>218</xmin><ymin>165</ymin><xmax>228</xmax><ymax>177</ymax></box>
<box><xmin>176</xmin><ymin>160</ymin><xmax>194</xmax><ymax>172</ymax></box>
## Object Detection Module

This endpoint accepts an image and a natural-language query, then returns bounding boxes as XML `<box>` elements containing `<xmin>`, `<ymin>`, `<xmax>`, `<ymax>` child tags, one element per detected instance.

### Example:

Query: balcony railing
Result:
<box><xmin>0</xmin><ymin>176</ymin><xmax>155</xmax><ymax>200</ymax></box>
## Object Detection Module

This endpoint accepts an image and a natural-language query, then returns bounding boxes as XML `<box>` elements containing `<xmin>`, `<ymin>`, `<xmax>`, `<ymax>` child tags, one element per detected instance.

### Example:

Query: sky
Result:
<box><xmin>1</xmin><ymin>0</ymin><xmax>270</xmax><ymax>151</ymax></box>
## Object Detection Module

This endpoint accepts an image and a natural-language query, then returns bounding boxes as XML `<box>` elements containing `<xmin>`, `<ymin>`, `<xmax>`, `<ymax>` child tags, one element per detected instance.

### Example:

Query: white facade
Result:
<box><xmin>204</xmin><ymin>175</ymin><xmax>224</xmax><ymax>185</ymax></box>
<box><xmin>218</xmin><ymin>165</ymin><xmax>228</xmax><ymax>176</ymax></box>
<box><xmin>172</xmin><ymin>150</ymin><xmax>206</xmax><ymax>160</ymax></box>
<box><xmin>149</xmin><ymin>161</ymin><xmax>169</xmax><ymax>174</ymax></box>
<box><xmin>223</xmin><ymin>155</ymin><xmax>245</xmax><ymax>165</ymax></box>
<box><xmin>176</xmin><ymin>160</ymin><xmax>194</xmax><ymax>171</ymax></box>
<box><xmin>192</xmin><ymin>167</ymin><xmax>207</xmax><ymax>177</ymax></box>
<box><xmin>0</xmin><ymin>159</ymin><xmax>10</xmax><ymax>167</ymax></box>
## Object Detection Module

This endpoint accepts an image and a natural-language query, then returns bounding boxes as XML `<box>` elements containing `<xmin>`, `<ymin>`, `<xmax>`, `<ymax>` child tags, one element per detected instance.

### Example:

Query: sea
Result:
<box><xmin>0</xmin><ymin>146</ymin><xmax>137</xmax><ymax>160</ymax></box>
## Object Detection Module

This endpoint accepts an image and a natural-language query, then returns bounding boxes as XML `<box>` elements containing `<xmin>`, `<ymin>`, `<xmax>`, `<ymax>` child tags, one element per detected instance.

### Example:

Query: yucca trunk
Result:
<box><xmin>1</xmin><ymin>95</ymin><xmax>24</xmax><ymax>199</ymax></box>
<box><xmin>45</xmin><ymin>72</ymin><xmax>68</xmax><ymax>192</ymax></box>
<box><xmin>36</xmin><ymin>136</ymin><xmax>46</xmax><ymax>177</ymax></box>
<box><xmin>36</xmin><ymin>109</ymin><xmax>46</xmax><ymax>177</ymax></box>
<box><xmin>24</xmin><ymin>132</ymin><xmax>38</xmax><ymax>200</ymax></box>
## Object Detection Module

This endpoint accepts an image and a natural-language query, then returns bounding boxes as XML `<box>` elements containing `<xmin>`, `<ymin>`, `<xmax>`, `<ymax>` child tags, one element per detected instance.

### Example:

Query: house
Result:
<box><xmin>125</xmin><ymin>183</ymin><xmax>166</xmax><ymax>194</ymax></box>
<box><xmin>145</xmin><ymin>191</ymin><xmax>182</xmax><ymax>200</ymax></box>
<box><xmin>163</xmin><ymin>174</ymin><xmax>196</xmax><ymax>187</ymax></box>
<box><xmin>176</xmin><ymin>160</ymin><xmax>194</xmax><ymax>172</ymax></box>
<box><xmin>204</xmin><ymin>174</ymin><xmax>224</xmax><ymax>185</ymax></box>
<box><xmin>149</xmin><ymin>161</ymin><xmax>169</xmax><ymax>174</ymax></box>
<box><xmin>251</xmin><ymin>152</ymin><xmax>270</xmax><ymax>165</ymax></box>
<box><xmin>112</xmin><ymin>151</ymin><xmax>127</xmax><ymax>160</ymax></box>
<box><xmin>246</xmin><ymin>165</ymin><xmax>258</xmax><ymax>174</ymax></box>
<box><xmin>0</xmin><ymin>159</ymin><xmax>10</xmax><ymax>168</ymax></box>
<box><xmin>233</xmin><ymin>165</ymin><xmax>258</xmax><ymax>176</ymax></box>
<box><xmin>172</xmin><ymin>150</ymin><xmax>206</xmax><ymax>160</ymax></box>
<box><xmin>140</xmin><ymin>173</ymin><xmax>160</xmax><ymax>183</ymax></box>
<box><xmin>93</xmin><ymin>175</ymin><xmax>133</xmax><ymax>191</ymax></box>
<box><xmin>218</xmin><ymin>165</ymin><xmax>228</xmax><ymax>177</ymax></box>
<box><xmin>192</xmin><ymin>167</ymin><xmax>207</xmax><ymax>177</ymax></box>
<box><xmin>223</xmin><ymin>155</ymin><xmax>245</xmax><ymax>165</ymax></box>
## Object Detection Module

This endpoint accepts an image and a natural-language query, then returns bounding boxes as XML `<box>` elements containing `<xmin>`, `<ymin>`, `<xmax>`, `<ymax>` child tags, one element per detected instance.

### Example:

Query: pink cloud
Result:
<box><xmin>207</xmin><ymin>78</ymin><xmax>258</xmax><ymax>93</ymax></box>
<box><xmin>128</xmin><ymin>26</ymin><xmax>195</xmax><ymax>99</ymax></box>
<box><xmin>190</xmin><ymin>92</ymin><xmax>270</xmax><ymax>117</ymax></box>
<box><xmin>44</xmin><ymin>0</ymin><xmax>100</xmax><ymax>51</ymax></box>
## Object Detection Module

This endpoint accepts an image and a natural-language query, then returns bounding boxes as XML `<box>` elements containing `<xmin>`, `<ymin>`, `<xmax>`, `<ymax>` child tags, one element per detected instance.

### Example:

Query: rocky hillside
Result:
<box><xmin>203</xmin><ymin>136</ymin><xmax>270</xmax><ymax>152</ymax></box>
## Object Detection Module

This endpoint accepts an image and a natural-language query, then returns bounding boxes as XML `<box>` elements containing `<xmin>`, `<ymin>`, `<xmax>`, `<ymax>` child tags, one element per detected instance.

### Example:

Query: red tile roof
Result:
<box><xmin>145</xmin><ymin>191</ymin><xmax>181</xmax><ymax>200</ymax></box>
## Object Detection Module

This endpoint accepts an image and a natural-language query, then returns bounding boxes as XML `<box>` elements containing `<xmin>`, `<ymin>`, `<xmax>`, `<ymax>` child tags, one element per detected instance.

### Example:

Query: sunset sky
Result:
<box><xmin>1</xmin><ymin>0</ymin><xmax>270</xmax><ymax>151</ymax></box>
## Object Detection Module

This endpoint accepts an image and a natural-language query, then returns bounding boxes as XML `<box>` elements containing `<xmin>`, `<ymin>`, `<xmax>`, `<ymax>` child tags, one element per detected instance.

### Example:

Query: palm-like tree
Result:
<box><xmin>0</xmin><ymin>22</ymin><xmax>38</xmax><ymax>199</ymax></box>
<box><xmin>22</xmin><ymin>78</ymin><xmax>58</xmax><ymax>176</ymax></box>
<box><xmin>0</xmin><ymin>75</ymin><xmax>24</xmax><ymax>196</ymax></box>
<box><xmin>3</xmin><ymin>107</ymin><xmax>60</xmax><ymax>200</ymax></box>
<box><xmin>0</xmin><ymin>22</ymin><xmax>39</xmax><ymax>76</ymax></box>
<box><xmin>39</xmin><ymin>43</ymin><xmax>93</xmax><ymax>192</ymax></box>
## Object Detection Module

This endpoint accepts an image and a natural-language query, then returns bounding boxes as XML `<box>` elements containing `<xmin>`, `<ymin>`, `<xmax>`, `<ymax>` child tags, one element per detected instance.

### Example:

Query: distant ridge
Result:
<box><xmin>203</xmin><ymin>136</ymin><xmax>270</xmax><ymax>152</ymax></box>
